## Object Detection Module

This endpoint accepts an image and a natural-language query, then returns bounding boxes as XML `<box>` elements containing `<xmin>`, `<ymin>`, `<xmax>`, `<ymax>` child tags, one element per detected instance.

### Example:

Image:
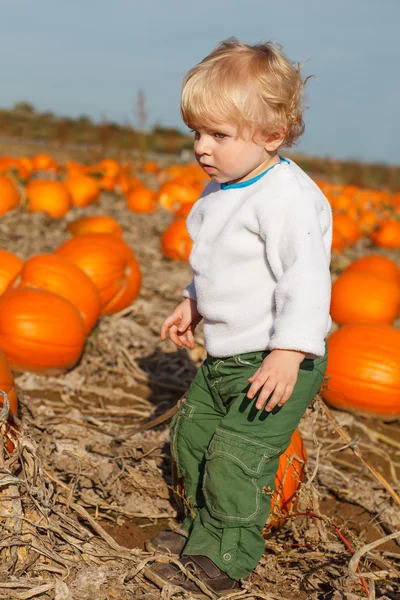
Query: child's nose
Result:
<box><xmin>195</xmin><ymin>136</ymin><xmax>211</xmax><ymax>155</ymax></box>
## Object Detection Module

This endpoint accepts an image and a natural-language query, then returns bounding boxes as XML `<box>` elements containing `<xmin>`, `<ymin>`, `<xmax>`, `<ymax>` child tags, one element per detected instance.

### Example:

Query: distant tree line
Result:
<box><xmin>0</xmin><ymin>101</ymin><xmax>194</xmax><ymax>155</ymax></box>
<box><xmin>292</xmin><ymin>154</ymin><xmax>400</xmax><ymax>193</ymax></box>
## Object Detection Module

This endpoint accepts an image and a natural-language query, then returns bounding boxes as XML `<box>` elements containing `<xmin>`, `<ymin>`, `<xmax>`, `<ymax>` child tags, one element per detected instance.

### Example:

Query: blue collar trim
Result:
<box><xmin>221</xmin><ymin>156</ymin><xmax>290</xmax><ymax>190</ymax></box>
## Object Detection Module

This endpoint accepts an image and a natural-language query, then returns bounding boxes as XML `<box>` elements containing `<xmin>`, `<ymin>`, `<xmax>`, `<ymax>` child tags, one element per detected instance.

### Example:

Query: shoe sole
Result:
<box><xmin>143</xmin><ymin>566</ymin><xmax>239</xmax><ymax>598</ymax></box>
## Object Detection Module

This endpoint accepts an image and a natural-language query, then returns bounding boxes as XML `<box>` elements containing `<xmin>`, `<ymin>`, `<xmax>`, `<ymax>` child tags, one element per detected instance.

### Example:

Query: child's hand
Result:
<box><xmin>161</xmin><ymin>298</ymin><xmax>203</xmax><ymax>349</ymax></box>
<box><xmin>247</xmin><ymin>349</ymin><xmax>305</xmax><ymax>412</ymax></box>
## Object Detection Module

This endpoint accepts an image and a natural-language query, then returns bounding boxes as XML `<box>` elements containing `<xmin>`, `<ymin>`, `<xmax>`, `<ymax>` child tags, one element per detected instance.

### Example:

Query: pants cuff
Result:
<box><xmin>182</xmin><ymin>542</ymin><xmax>246</xmax><ymax>581</ymax></box>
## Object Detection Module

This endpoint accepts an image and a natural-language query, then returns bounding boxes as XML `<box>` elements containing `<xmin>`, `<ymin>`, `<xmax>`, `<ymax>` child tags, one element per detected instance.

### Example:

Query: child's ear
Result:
<box><xmin>264</xmin><ymin>129</ymin><xmax>286</xmax><ymax>151</ymax></box>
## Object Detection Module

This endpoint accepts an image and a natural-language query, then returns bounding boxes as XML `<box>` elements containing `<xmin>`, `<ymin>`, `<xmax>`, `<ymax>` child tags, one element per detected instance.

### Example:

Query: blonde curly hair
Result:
<box><xmin>181</xmin><ymin>37</ymin><xmax>310</xmax><ymax>148</ymax></box>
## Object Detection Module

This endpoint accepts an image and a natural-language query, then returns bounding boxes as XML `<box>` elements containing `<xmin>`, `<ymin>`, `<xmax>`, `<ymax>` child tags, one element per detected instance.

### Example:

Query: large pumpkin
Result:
<box><xmin>161</xmin><ymin>218</ymin><xmax>193</xmax><ymax>261</ymax></box>
<box><xmin>0</xmin><ymin>288</ymin><xmax>86</xmax><ymax>374</ymax></box>
<box><xmin>14</xmin><ymin>254</ymin><xmax>101</xmax><ymax>334</ymax></box>
<box><xmin>344</xmin><ymin>255</ymin><xmax>400</xmax><ymax>286</ymax></box>
<box><xmin>64</xmin><ymin>174</ymin><xmax>100</xmax><ymax>207</ymax></box>
<box><xmin>0</xmin><ymin>249</ymin><xmax>24</xmax><ymax>295</ymax></box>
<box><xmin>0</xmin><ymin>174</ymin><xmax>20</xmax><ymax>215</ymax></box>
<box><xmin>55</xmin><ymin>233</ymin><xmax>142</xmax><ymax>314</ymax></box>
<box><xmin>321</xmin><ymin>324</ymin><xmax>400</xmax><ymax>417</ymax></box>
<box><xmin>265</xmin><ymin>429</ymin><xmax>307</xmax><ymax>530</ymax></box>
<box><xmin>67</xmin><ymin>215</ymin><xmax>123</xmax><ymax>238</ymax></box>
<box><xmin>26</xmin><ymin>180</ymin><xmax>72</xmax><ymax>218</ymax></box>
<box><xmin>330</xmin><ymin>271</ymin><xmax>400</xmax><ymax>326</ymax></box>
<box><xmin>0</xmin><ymin>348</ymin><xmax>18</xmax><ymax>452</ymax></box>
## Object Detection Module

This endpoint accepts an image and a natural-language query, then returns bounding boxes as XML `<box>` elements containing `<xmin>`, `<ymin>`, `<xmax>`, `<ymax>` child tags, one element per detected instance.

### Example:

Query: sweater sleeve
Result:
<box><xmin>260</xmin><ymin>190</ymin><xmax>331</xmax><ymax>357</ymax></box>
<box><xmin>180</xmin><ymin>190</ymin><xmax>208</xmax><ymax>303</ymax></box>
<box><xmin>182</xmin><ymin>278</ymin><xmax>197</xmax><ymax>301</ymax></box>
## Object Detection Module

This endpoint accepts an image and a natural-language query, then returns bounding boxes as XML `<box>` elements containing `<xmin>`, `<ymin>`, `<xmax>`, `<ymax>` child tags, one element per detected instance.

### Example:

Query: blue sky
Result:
<box><xmin>0</xmin><ymin>0</ymin><xmax>399</xmax><ymax>164</ymax></box>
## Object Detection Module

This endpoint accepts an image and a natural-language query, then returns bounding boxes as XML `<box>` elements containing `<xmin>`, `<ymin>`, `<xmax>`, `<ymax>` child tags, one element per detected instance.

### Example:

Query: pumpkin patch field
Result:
<box><xmin>0</xmin><ymin>151</ymin><xmax>399</xmax><ymax>600</ymax></box>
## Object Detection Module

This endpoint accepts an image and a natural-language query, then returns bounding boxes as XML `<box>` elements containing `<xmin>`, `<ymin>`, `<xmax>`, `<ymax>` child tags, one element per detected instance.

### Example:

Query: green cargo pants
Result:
<box><xmin>170</xmin><ymin>346</ymin><xmax>328</xmax><ymax>581</ymax></box>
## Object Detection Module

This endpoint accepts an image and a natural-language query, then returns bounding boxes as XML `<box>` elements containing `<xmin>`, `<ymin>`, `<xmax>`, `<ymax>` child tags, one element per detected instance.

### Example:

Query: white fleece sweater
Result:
<box><xmin>182</xmin><ymin>158</ymin><xmax>332</xmax><ymax>358</ymax></box>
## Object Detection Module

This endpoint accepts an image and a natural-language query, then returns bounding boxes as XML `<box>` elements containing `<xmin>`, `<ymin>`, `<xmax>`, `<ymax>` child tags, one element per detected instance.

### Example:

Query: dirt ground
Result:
<box><xmin>0</xmin><ymin>182</ymin><xmax>399</xmax><ymax>600</ymax></box>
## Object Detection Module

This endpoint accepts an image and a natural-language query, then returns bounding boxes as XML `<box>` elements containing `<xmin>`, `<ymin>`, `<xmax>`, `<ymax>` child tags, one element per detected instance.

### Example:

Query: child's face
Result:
<box><xmin>193</xmin><ymin>122</ymin><xmax>277</xmax><ymax>185</ymax></box>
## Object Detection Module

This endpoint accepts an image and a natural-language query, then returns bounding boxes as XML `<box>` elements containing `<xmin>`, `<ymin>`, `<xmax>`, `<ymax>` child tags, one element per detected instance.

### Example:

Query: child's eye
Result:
<box><xmin>214</xmin><ymin>133</ymin><xmax>226</xmax><ymax>139</ymax></box>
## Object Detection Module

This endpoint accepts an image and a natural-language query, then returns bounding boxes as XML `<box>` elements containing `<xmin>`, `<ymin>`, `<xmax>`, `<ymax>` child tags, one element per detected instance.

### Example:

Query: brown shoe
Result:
<box><xmin>145</xmin><ymin>530</ymin><xmax>187</xmax><ymax>555</ymax></box>
<box><xmin>146</xmin><ymin>554</ymin><xmax>241</xmax><ymax>597</ymax></box>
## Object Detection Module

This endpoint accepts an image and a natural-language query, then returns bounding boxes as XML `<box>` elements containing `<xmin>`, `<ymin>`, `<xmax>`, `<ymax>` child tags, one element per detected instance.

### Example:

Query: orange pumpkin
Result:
<box><xmin>322</xmin><ymin>324</ymin><xmax>400</xmax><ymax>416</ymax></box>
<box><xmin>0</xmin><ymin>288</ymin><xmax>86</xmax><ymax>375</ymax></box>
<box><xmin>97</xmin><ymin>159</ymin><xmax>121</xmax><ymax>179</ymax></box>
<box><xmin>32</xmin><ymin>153</ymin><xmax>58</xmax><ymax>172</ymax></box>
<box><xmin>176</xmin><ymin>163</ymin><xmax>209</xmax><ymax>186</ymax></box>
<box><xmin>341</xmin><ymin>184</ymin><xmax>360</xmax><ymax>200</ymax></box>
<box><xmin>332</xmin><ymin>213</ymin><xmax>361</xmax><ymax>246</ymax></box>
<box><xmin>370</xmin><ymin>220</ymin><xmax>400</xmax><ymax>249</ymax></box>
<box><xmin>64</xmin><ymin>174</ymin><xmax>100</xmax><ymax>207</ymax></box>
<box><xmin>392</xmin><ymin>193</ymin><xmax>400</xmax><ymax>211</ymax></box>
<box><xmin>99</xmin><ymin>175</ymin><xmax>117</xmax><ymax>192</ymax></box>
<box><xmin>126</xmin><ymin>187</ymin><xmax>157</xmax><ymax>213</ymax></box>
<box><xmin>161</xmin><ymin>218</ymin><xmax>193</xmax><ymax>261</ymax></box>
<box><xmin>0</xmin><ymin>156</ymin><xmax>21</xmax><ymax>174</ymax></box>
<box><xmin>67</xmin><ymin>215</ymin><xmax>123</xmax><ymax>238</ymax></box>
<box><xmin>14</xmin><ymin>254</ymin><xmax>101</xmax><ymax>334</ymax></box>
<box><xmin>330</xmin><ymin>194</ymin><xmax>352</xmax><ymax>212</ymax></box>
<box><xmin>55</xmin><ymin>233</ymin><xmax>142</xmax><ymax>314</ymax></box>
<box><xmin>65</xmin><ymin>160</ymin><xmax>86</xmax><ymax>177</ymax></box>
<box><xmin>0</xmin><ymin>156</ymin><xmax>29</xmax><ymax>180</ymax></box>
<box><xmin>159</xmin><ymin>164</ymin><xmax>185</xmax><ymax>181</ymax></box>
<box><xmin>330</xmin><ymin>271</ymin><xmax>400</xmax><ymax>326</ymax></box>
<box><xmin>266</xmin><ymin>429</ymin><xmax>307</xmax><ymax>530</ymax></box>
<box><xmin>0</xmin><ymin>174</ymin><xmax>20</xmax><ymax>215</ymax></box>
<box><xmin>0</xmin><ymin>347</ymin><xmax>18</xmax><ymax>452</ymax></box>
<box><xmin>331</xmin><ymin>227</ymin><xmax>345</xmax><ymax>253</ymax></box>
<box><xmin>358</xmin><ymin>210</ymin><xmax>379</xmax><ymax>234</ymax></box>
<box><xmin>143</xmin><ymin>161</ymin><xmax>159</xmax><ymax>174</ymax></box>
<box><xmin>26</xmin><ymin>180</ymin><xmax>72</xmax><ymax>218</ymax></box>
<box><xmin>174</xmin><ymin>203</ymin><xmax>195</xmax><ymax>219</ymax></box>
<box><xmin>19</xmin><ymin>156</ymin><xmax>34</xmax><ymax>179</ymax></box>
<box><xmin>117</xmin><ymin>174</ymin><xmax>143</xmax><ymax>195</ymax></box>
<box><xmin>0</xmin><ymin>249</ymin><xmax>24</xmax><ymax>295</ymax></box>
<box><xmin>157</xmin><ymin>181</ymin><xmax>200</xmax><ymax>211</ymax></box>
<box><xmin>104</xmin><ymin>257</ymin><xmax>142</xmax><ymax>314</ymax></box>
<box><xmin>344</xmin><ymin>256</ymin><xmax>400</xmax><ymax>286</ymax></box>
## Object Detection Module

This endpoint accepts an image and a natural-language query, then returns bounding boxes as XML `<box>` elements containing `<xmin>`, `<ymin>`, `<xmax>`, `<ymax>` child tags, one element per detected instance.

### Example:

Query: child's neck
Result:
<box><xmin>226</xmin><ymin>153</ymin><xmax>280</xmax><ymax>186</ymax></box>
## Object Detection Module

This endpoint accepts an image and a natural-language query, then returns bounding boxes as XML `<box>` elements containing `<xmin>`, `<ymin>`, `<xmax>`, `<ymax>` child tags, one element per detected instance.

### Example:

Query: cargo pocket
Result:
<box><xmin>170</xmin><ymin>399</ymin><xmax>196</xmax><ymax>478</ymax></box>
<box><xmin>203</xmin><ymin>427</ymin><xmax>281</xmax><ymax>526</ymax></box>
